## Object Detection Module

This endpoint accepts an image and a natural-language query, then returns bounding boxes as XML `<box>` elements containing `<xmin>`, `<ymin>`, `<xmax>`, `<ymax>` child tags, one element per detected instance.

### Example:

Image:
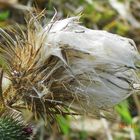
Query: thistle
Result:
<box><xmin>0</xmin><ymin>111</ymin><xmax>32</xmax><ymax>140</ymax></box>
<box><xmin>0</xmin><ymin>11</ymin><xmax>140</xmax><ymax>123</ymax></box>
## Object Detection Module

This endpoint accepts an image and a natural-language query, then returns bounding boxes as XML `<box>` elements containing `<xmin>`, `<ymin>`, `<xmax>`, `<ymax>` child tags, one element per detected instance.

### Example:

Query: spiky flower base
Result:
<box><xmin>0</xmin><ymin>116</ymin><xmax>31</xmax><ymax>140</ymax></box>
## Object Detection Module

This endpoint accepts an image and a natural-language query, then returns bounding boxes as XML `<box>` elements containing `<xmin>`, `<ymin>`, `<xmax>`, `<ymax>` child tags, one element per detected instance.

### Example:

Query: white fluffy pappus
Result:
<box><xmin>1</xmin><ymin>15</ymin><xmax>140</xmax><ymax>118</ymax></box>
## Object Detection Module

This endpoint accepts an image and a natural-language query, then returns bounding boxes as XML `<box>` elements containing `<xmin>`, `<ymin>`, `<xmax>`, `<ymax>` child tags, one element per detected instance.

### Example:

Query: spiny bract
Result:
<box><xmin>0</xmin><ymin>112</ymin><xmax>31</xmax><ymax>140</ymax></box>
<box><xmin>0</xmin><ymin>11</ymin><xmax>140</xmax><ymax>121</ymax></box>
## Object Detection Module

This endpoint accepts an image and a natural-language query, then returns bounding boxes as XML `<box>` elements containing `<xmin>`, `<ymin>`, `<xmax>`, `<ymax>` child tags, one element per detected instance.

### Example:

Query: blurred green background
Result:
<box><xmin>0</xmin><ymin>0</ymin><xmax>140</xmax><ymax>140</ymax></box>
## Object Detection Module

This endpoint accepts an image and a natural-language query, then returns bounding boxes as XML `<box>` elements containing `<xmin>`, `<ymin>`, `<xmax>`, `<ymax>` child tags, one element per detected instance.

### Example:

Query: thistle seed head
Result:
<box><xmin>0</xmin><ymin>11</ymin><xmax>140</xmax><ymax>121</ymax></box>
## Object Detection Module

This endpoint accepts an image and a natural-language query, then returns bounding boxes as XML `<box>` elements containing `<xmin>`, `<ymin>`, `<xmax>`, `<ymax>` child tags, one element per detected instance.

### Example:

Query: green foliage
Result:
<box><xmin>56</xmin><ymin>116</ymin><xmax>70</xmax><ymax>135</ymax></box>
<box><xmin>0</xmin><ymin>11</ymin><xmax>9</xmax><ymax>21</ymax></box>
<box><xmin>78</xmin><ymin>130</ymin><xmax>88</xmax><ymax>140</ymax></box>
<box><xmin>134</xmin><ymin>120</ymin><xmax>140</xmax><ymax>138</ymax></box>
<box><xmin>115</xmin><ymin>100</ymin><xmax>132</xmax><ymax>124</ymax></box>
